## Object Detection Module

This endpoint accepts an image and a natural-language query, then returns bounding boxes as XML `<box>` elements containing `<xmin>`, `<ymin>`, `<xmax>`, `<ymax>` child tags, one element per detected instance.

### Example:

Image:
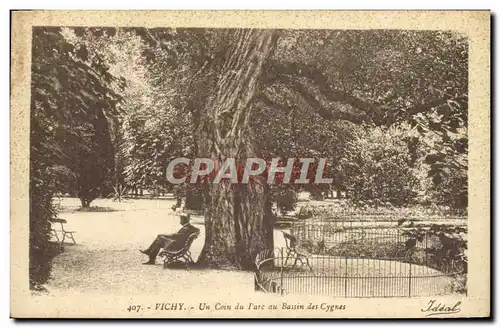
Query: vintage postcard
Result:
<box><xmin>10</xmin><ymin>10</ymin><xmax>490</xmax><ymax>318</ymax></box>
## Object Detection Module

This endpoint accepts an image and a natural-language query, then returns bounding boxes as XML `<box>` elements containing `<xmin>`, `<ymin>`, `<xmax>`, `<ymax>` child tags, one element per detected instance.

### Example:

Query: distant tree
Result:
<box><xmin>70</xmin><ymin>28</ymin><xmax>160</xmax><ymax>200</ymax></box>
<box><xmin>51</xmin><ymin>27</ymin><xmax>125</xmax><ymax>207</ymax></box>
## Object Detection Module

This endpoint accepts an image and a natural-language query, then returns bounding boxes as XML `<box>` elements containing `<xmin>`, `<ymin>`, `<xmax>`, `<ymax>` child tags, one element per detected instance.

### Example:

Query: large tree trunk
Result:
<box><xmin>200</xmin><ymin>175</ymin><xmax>275</xmax><ymax>269</ymax></box>
<box><xmin>196</xmin><ymin>29</ymin><xmax>278</xmax><ymax>270</ymax></box>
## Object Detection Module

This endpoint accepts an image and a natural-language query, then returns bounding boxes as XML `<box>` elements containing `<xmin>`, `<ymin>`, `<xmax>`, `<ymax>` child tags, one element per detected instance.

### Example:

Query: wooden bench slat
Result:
<box><xmin>159</xmin><ymin>231</ymin><xmax>200</xmax><ymax>270</ymax></box>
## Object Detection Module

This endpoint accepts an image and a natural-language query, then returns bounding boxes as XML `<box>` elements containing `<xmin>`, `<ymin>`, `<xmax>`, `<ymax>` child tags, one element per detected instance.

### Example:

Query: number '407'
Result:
<box><xmin>127</xmin><ymin>305</ymin><xmax>141</xmax><ymax>312</ymax></box>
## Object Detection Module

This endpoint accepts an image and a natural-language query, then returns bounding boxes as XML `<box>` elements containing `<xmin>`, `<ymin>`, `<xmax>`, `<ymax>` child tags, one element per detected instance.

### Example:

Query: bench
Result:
<box><xmin>158</xmin><ymin>231</ymin><xmax>200</xmax><ymax>270</ymax></box>
<box><xmin>282</xmin><ymin>231</ymin><xmax>312</xmax><ymax>271</ymax></box>
<box><xmin>50</xmin><ymin>218</ymin><xmax>77</xmax><ymax>245</ymax></box>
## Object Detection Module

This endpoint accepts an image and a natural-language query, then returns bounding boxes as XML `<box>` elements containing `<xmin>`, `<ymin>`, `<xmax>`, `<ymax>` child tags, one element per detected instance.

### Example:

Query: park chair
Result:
<box><xmin>50</xmin><ymin>218</ymin><xmax>77</xmax><ymax>245</ymax></box>
<box><xmin>159</xmin><ymin>231</ymin><xmax>200</xmax><ymax>270</ymax></box>
<box><xmin>282</xmin><ymin>231</ymin><xmax>313</xmax><ymax>271</ymax></box>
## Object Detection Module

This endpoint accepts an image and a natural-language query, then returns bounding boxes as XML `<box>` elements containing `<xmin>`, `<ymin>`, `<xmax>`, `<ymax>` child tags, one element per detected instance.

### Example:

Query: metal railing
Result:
<box><xmin>289</xmin><ymin>220</ymin><xmax>467</xmax><ymax>274</ymax></box>
<box><xmin>255</xmin><ymin>247</ymin><xmax>465</xmax><ymax>297</ymax></box>
<box><xmin>257</xmin><ymin>215</ymin><xmax>467</xmax><ymax>297</ymax></box>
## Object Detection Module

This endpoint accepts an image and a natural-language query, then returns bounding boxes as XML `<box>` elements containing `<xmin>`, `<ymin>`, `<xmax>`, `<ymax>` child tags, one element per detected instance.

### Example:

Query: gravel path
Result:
<box><xmin>42</xmin><ymin>197</ymin><xmax>255</xmax><ymax>297</ymax></box>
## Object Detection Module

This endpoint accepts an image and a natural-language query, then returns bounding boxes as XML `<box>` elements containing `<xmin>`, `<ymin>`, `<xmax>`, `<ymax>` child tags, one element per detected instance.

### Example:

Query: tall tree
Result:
<box><xmin>194</xmin><ymin>29</ymin><xmax>278</xmax><ymax>269</ymax></box>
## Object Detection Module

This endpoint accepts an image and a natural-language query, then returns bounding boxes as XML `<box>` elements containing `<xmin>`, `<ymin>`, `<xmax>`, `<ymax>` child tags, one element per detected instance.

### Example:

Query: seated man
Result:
<box><xmin>140</xmin><ymin>213</ymin><xmax>200</xmax><ymax>265</ymax></box>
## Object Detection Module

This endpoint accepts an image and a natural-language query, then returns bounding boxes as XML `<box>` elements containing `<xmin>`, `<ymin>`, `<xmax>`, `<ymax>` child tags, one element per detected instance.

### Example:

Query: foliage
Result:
<box><xmin>421</xmin><ymin>125</ymin><xmax>468</xmax><ymax>209</ymax></box>
<box><xmin>448</xmin><ymin>274</ymin><xmax>467</xmax><ymax>294</ymax></box>
<box><xmin>29</xmin><ymin>27</ymin><xmax>122</xmax><ymax>289</ymax></box>
<box><xmin>28</xmin><ymin>170</ymin><xmax>57</xmax><ymax>291</ymax></box>
<box><xmin>32</xmin><ymin>27</ymin><xmax>122</xmax><ymax>207</ymax></box>
<box><xmin>300</xmin><ymin>238</ymin><xmax>407</xmax><ymax>259</ymax></box>
<box><xmin>293</xmin><ymin>200</ymin><xmax>466</xmax><ymax>222</ymax></box>
<box><xmin>297</xmin><ymin>205</ymin><xmax>314</xmax><ymax>220</ymax></box>
<box><xmin>272</xmin><ymin>189</ymin><xmax>298</xmax><ymax>216</ymax></box>
<box><xmin>99</xmin><ymin>28</ymin><xmax>468</xmax><ymax>210</ymax></box>
<box><xmin>262</xmin><ymin>30</ymin><xmax>468</xmax><ymax>209</ymax></box>
<box><xmin>262</xmin><ymin>30</ymin><xmax>467</xmax><ymax>126</ymax></box>
<box><xmin>401</xmin><ymin>223</ymin><xmax>467</xmax><ymax>274</ymax></box>
<box><xmin>69</xmin><ymin>28</ymin><xmax>174</xmax><ymax>195</ymax></box>
<box><xmin>340</xmin><ymin>125</ymin><xmax>422</xmax><ymax>206</ymax></box>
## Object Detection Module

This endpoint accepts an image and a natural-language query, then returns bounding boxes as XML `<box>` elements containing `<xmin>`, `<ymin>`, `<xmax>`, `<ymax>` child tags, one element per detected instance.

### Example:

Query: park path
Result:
<box><xmin>42</xmin><ymin>197</ymin><xmax>261</xmax><ymax>297</ymax></box>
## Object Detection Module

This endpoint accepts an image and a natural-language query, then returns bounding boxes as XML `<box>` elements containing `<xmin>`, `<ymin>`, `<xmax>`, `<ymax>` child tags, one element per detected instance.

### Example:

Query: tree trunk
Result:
<box><xmin>78</xmin><ymin>188</ymin><xmax>96</xmax><ymax>208</ymax></box>
<box><xmin>196</xmin><ymin>29</ymin><xmax>278</xmax><ymax>270</ymax></box>
<box><xmin>80</xmin><ymin>198</ymin><xmax>91</xmax><ymax>208</ymax></box>
<box><xmin>199</xmin><ymin>178</ymin><xmax>275</xmax><ymax>269</ymax></box>
<box><xmin>185</xmin><ymin>187</ymin><xmax>204</xmax><ymax>211</ymax></box>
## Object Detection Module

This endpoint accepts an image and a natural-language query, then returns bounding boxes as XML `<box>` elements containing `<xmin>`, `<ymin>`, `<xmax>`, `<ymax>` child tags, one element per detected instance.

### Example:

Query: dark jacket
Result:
<box><xmin>167</xmin><ymin>223</ymin><xmax>200</xmax><ymax>250</ymax></box>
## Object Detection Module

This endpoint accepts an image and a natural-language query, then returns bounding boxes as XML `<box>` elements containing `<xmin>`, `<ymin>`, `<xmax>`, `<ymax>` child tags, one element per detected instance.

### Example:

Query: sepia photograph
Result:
<box><xmin>10</xmin><ymin>10</ymin><xmax>490</xmax><ymax>319</ymax></box>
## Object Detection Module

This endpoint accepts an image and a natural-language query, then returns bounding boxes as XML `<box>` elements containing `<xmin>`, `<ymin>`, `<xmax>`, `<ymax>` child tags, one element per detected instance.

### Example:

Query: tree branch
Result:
<box><xmin>255</xmin><ymin>87</ymin><xmax>366</xmax><ymax>125</ymax></box>
<box><xmin>264</xmin><ymin>61</ymin><xmax>454</xmax><ymax>125</ymax></box>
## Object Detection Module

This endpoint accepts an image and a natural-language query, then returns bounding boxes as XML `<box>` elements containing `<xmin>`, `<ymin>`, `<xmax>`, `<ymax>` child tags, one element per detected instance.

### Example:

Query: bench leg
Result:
<box><xmin>283</xmin><ymin>249</ymin><xmax>293</xmax><ymax>268</ymax></box>
<box><xmin>51</xmin><ymin>229</ymin><xmax>60</xmax><ymax>243</ymax></box>
<box><xmin>304</xmin><ymin>256</ymin><xmax>313</xmax><ymax>271</ymax></box>
<box><xmin>185</xmin><ymin>251</ymin><xmax>194</xmax><ymax>264</ymax></box>
<box><xmin>163</xmin><ymin>256</ymin><xmax>172</xmax><ymax>269</ymax></box>
<box><xmin>179</xmin><ymin>254</ymin><xmax>192</xmax><ymax>271</ymax></box>
<box><xmin>65</xmin><ymin>232</ymin><xmax>76</xmax><ymax>244</ymax></box>
<box><xmin>291</xmin><ymin>255</ymin><xmax>299</xmax><ymax>270</ymax></box>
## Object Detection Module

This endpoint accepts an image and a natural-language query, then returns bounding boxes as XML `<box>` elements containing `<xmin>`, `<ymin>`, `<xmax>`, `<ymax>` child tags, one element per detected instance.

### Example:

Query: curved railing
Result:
<box><xmin>255</xmin><ymin>244</ymin><xmax>466</xmax><ymax>297</ymax></box>
<box><xmin>290</xmin><ymin>221</ymin><xmax>467</xmax><ymax>275</ymax></box>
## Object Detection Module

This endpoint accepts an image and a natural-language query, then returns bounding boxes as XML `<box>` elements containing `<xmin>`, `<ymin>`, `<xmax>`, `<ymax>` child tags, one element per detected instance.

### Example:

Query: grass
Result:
<box><xmin>75</xmin><ymin>206</ymin><xmax>118</xmax><ymax>212</ymax></box>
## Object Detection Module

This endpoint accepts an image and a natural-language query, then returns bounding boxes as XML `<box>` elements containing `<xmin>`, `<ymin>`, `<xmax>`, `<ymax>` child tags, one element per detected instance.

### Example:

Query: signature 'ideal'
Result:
<box><xmin>421</xmin><ymin>300</ymin><xmax>462</xmax><ymax>316</ymax></box>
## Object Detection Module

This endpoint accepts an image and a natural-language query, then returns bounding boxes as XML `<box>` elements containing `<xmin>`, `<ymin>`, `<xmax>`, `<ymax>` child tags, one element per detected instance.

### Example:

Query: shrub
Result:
<box><xmin>428</xmin><ymin>158</ymin><xmax>468</xmax><ymax>209</ymax></box>
<box><xmin>327</xmin><ymin>239</ymin><xmax>406</xmax><ymax>259</ymax></box>
<box><xmin>401</xmin><ymin>224</ymin><xmax>467</xmax><ymax>274</ymax></box>
<box><xmin>421</xmin><ymin>126</ymin><xmax>468</xmax><ymax>210</ymax></box>
<box><xmin>448</xmin><ymin>274</ymin><xmax>467</xmax><ymax>294</ymax></box>
<box><xmin>297</xmin><ymin>205</ymin><xmax>314</xmax><ymax>220</ymax></box>
<box><xmin>29</xmin><ymin>169</ymin><xmax>58</xmax><ymax>291</ymax></box>
<box><xmin>273</xmin><ymin>189</ymin><xmax>298</xmax><ymax>216</ymax></box>
<box><xmin>185</xmin><ymin>187</ymin><xmax>204</xmax><ymax>211</ymax></box>
<box><xmin>340</xmin><ymin>125</ymin><xmax>421</xmax><ymax>207</ymax></box>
